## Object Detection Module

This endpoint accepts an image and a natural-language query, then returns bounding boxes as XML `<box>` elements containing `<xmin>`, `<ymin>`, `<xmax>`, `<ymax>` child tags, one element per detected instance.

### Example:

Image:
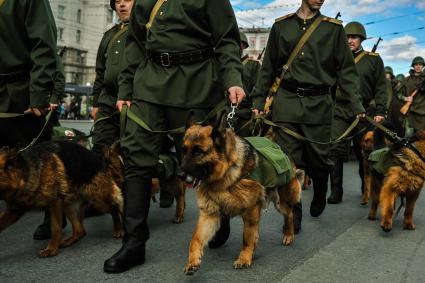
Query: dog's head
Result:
<box><xmin>361</xmin><ymin>131</ymin><xmax>375</xmax><ymax>154</ymax></box>
<box><xmin>181</xmin><ymin>111</ymin><xmax>237</xmax><ymax>183</ymax></box>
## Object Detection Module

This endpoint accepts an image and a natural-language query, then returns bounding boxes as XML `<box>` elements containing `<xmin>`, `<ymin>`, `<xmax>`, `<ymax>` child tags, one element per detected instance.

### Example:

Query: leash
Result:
<box><xmin>19</xmin><ymin>110</ymin><xmax>53</xmax><ymax>152</ymax></box>
<box><xmin>122</xmin><ymin>100</ymin><xmax>227</xmax><ymax>134</ymax></box>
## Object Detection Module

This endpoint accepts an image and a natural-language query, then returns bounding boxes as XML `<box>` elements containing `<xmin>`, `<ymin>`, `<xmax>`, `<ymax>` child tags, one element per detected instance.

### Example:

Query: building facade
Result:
<box><xmin>49</xmin><ymin>0</ymin><xmax>115</xmax><ymax>85</ymax></box>
<box><xmin>240</xmin><ymin>27</ymin><xmax>271</xmax><ymax>60</ymax></box>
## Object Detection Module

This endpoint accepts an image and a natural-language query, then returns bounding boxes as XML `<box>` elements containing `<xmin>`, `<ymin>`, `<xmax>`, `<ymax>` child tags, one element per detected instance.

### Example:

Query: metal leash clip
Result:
<box><xmin>227</xmin><ymin>103</ymin><xmax>238</xmax><ymax>129</ymax></box>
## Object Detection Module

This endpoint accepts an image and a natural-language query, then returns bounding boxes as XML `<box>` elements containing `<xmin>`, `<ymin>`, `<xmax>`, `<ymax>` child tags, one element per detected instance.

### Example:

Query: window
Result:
<box><xmin>76</xmin><ymin>30</ymin><xmax>81</xmax><ymax>44</ymax></box>
<box><xmin>77</xmin><ymin>9</ymin><xmax>82</xmax><ymax>23</ymax></box>
<box><xmin>58</xmin><ymin>27</ymin><xmax>64</xmax><ymax>41</ymax></box>
<box><xmin>58</xmin><ymin>5</ymin><xmax>65</xmax><ymax>19</ymax></box>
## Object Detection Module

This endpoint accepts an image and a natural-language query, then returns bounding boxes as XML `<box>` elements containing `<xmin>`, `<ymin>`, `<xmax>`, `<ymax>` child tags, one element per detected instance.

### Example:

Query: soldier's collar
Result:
<box><xmin>353</xmin><ymin>47</ymin><xmax>364</xmax><ymax>56</ymax></box>
<box><xmin>295</xmin><ymin>9</ymin><xmax>321</xmax><ymax>24</ymax></box>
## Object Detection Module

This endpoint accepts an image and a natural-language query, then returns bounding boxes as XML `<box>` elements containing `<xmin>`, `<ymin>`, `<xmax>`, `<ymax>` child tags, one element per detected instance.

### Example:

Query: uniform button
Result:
<box><xmin>302</xmin><ymin>27</ymin><xmax>306</xmax><ymax>31</ymax></box>
<box><xmin>160</xmin><ymin>11</ymin><xmax>163</xmax><ymax>15</ymax></box>
<box><xmin>115</xmin><ymin>51</ymin><xmax>119</xmax><ymax>54</ymax></box>
<box><xmin>301</xmin><ymin>52</ymin><xmax>305</xmax><ymax>56</ymax></box>
<box><xmin>117</xmin><ymin>40</ymin><xmax>121</xmax><ymax>43</ymax></box>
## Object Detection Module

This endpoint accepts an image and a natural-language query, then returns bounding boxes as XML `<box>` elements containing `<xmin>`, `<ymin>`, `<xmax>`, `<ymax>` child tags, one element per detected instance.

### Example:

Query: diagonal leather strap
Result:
<box><xmin>0</xmin><ymin>112</ymin><xmax>26</xmax><ymax>118</ymax></box>
<box><xmin>145</xmin><ymin>0</ymin><xmax>167</xmax><ymax>34</ymax></box>
<box><xmin>354</xmin><ymin>50</ymin><xmax>367</xmax><ymax>64</ymax></box>
<box><xmin>107</xmin><ymin>24</ymin><xmax>128</xmax><ymax>51</ymax></box>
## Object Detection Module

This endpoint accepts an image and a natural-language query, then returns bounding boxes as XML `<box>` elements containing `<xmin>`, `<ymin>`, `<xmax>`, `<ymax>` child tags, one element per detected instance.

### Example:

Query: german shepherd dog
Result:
<box><xmin>360</xmin><ymin>131</ymin><xmax>375</xmax><ymax>205</ymax></box>
<box><xmin>0</xmin><ymin>141</ymin><xmax>124</xmax><ymax>257</ymax></box>
<box><xmin>379</xmin><ymin>131</ymin><xmax>425</xmax><ymax>232</ymax></box>
<box><xmin>181</xmin><ymin>114</ymin><xmax>303</xmax><ymax>275</ymax></box>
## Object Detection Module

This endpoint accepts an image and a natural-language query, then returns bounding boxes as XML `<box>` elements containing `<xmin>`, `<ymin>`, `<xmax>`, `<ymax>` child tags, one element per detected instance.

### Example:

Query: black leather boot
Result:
<box><xmin>33</xmin><ymin>211</ymin><xmax>67</xmax><ymax>240</ymax></box>
<box><xmin>328</xmin><ymin>158</ymin><xmax>344</xmax><ymax>204</ymax></box>
<box><xmin>208</xmin><ymin>215</ymin><xmax>230</xmax><ymax>249</ymax></box>
<box><xmin>104</xmin><ymin>178</ymin><xmax>151</xmax><ymax>273</ymax></box>
<box><xmin>159</xmin><ymin>178</ymin><xmax>174</xmax><ymax>208</ymax></box>
<box><xmin>310</xmin><ymin>176</ymin><xmax>329</xmax><ymax>217</ymax></box>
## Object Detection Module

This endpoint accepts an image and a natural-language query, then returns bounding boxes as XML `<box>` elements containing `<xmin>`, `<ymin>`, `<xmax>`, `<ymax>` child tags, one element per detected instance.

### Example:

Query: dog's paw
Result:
<box><xmin>368</xmin><ymin>213</ymin><xmax>377</xmax><ymax>220</ymax></box>
<box><xmin>403</xmin><ymin>222</ymin><xmax>416</xmax><ymax>230</ymax></box>
<box><xmin>113</xmin><ymin>228</ymin><xmax>124</xmax><ymax>238</ymax></box>
<box><xmin>282</xmin><ymin>234</ymin><xmax>294</xmax><ymax>246</ymax></box>
<box><xmin>360</xmin><ymin>200</ymin><xmax>368</xmax><ymax>206</ymax></box>
<box><xmin>184</xmin><ymin>261</ymin><xmax>201</xmax><ymax>275</ymax></box>
<box><xmin>380</xmin><ymin>220</ymin><xmax>393</xmax><ymax>232</ymax></box>
<box><xmin>60</xmin><ymin>237</ymin><xmax>75</xmax><ymax>248</ymax></box>
<box><xmin>233</xmin><ymin>257</ymin><xmax>252</xmax><ymax>269</ymax></box>
<box><xmin>39</xmin><ymin>247</ymin><xmax>59</xmax><ymax>257</ymax></box>
<box><xmin>172</xmin><ymin>215</ymin><xmax>184</xmax><ymax>224</ymax></box>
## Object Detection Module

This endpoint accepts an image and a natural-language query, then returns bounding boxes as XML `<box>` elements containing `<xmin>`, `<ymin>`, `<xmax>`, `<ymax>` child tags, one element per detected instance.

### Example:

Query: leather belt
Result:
<box><xmin>0</xmin><ymin>71</ymin><xmax>29</xmax><ymax>84</ymax></box>
<box><xmin>146</xmin><ymin>48</ymin><xmax>214</xmax><ymax>67</ymax></box>
<box><xmin>282</xmin><ymin>84</ymin><xmax>331</xmax><ymax>97</ymax></box>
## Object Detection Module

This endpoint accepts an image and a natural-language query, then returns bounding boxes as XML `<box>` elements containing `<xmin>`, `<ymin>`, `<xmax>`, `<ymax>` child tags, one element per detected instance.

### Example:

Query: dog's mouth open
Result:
<box><xmin>182</xmin><ymin>163</ymin><xmax>213</xmax><ymax>186</ymax></box>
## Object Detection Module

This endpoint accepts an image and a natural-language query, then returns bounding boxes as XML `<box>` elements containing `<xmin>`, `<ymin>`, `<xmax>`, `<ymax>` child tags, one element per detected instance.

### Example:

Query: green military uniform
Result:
<box><xmin>104</xmin><ymin>0</ymin><xmax>243</xmax><ymax>273</ymax></box>
<box><xmin>398</xmin><ymin>69</ymin><xmax>425</xmax><ymax>131</ymax></box>
<box><xmin>49</xmin><ymin>55</ymin><xmax>66</xmax><ymax>128</ymax></box>
<box><xmin>0</xmin><ymin>0</ymin><xmax>57</xmax><ymax>147</ymax></box>
<box><xmin>387</xmin><ymin>75</ymin><xmax>406</xmax><ymax>137</ymax></box>
<box><xmin>252</xmin><ymin>12</ymin><xmax>364</xmax><ymax>218</ymax></box>
<box><xmin>91</xmin><ymin>23</ymin><xmax>129</xmax><ymax>153</ymax></box>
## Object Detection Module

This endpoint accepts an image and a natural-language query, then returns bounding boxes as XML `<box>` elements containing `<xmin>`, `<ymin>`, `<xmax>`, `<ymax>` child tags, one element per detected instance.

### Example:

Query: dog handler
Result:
<box><xmin>328</xmin><ymin>22</ymin><xmax>387</xmax><ymax>204</ymax></box>
<box><xmin>251</xmin><ymin>0</ymin><xmax>365</xmax><ymax>229</ymax></box>
<box><xmin>103</xmin><ymin>0</ymin><xmax>245</xmax><ymax>273</ymax></box>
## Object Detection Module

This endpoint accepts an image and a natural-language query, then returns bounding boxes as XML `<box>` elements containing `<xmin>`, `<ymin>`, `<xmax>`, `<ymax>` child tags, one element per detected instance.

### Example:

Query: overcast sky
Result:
<box><xmin>232</xmin><ymin>0</ymin><xmax>425</xmax><ymax>76</ymax></box>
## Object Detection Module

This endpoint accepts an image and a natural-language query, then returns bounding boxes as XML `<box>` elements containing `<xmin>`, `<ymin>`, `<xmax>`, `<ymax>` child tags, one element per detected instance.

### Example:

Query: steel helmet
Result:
<box><xmin>384</xmin><ymin>66</ymin><xmax>394</xmax><ymax>76</ymax></box>
<box><xmin>345</xmin><ymin>21</ymin><xmax>367</xmax><ymax>40</ymax></box>
<box><xmin>395</xmin><ymin>74</ymin><xmax>405</xmax><ymax>82</ymax></box>
<box><xmin>240</xmin><ymin>31</ymin><xmax>249</xmax><ymax>48</ymax></box>
<box><xmin>411</xmin><ymin>56</ymin><xmax>425</xmax><ymax>67</ymax></box>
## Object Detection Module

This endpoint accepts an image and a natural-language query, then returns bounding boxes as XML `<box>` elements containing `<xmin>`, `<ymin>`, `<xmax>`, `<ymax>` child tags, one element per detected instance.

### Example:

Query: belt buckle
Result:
<box><xmin>296</xmin><ymin>87</ymin><xmax>305</xmax><ymax>98</ymax></box>
<box><xmin>160</xmin><ymin>52</ymin><xmax>171</xmax><ymax>67</ymax></box>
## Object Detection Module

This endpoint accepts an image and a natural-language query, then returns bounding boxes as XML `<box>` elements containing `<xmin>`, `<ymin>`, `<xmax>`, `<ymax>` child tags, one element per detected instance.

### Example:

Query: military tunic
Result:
<box><xmin>0</xmin><ymin>0</ymin><xmax>57</xmax><ymax>147</ymax></box>
<box><xmin>252</xmin><ymin>12</ymin><xmax>364</xmax><ymax>178</ymax></box>
<box><xmin>331</xmin><ymin>50</ymin><xmax>387</xmax><ymax>157</ymax></box>
<box><xmin>119</xmin><ymin>0</ymin><xmax>243</xmax><ymax>178</ymax></box>
<box><xmin>91</xmin><ymin>23</ymin><xmax>129</xmax><ymax>153</ymax></box>
<box><xmin>398</xmin><ymin>70</ymin><xmax>425</xmax><ymax>131</ymax></box>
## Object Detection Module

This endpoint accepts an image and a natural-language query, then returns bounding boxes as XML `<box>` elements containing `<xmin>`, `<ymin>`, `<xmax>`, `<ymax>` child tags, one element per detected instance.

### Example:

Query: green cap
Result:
<box><xmin>384</xmin><ymin>66</ymin><xmax>394</xmax><ymax>76</ymax></box>
<box><xmin>345</xmin><ymin>21</ymin><xmax>367</xmax><ymax>40</ymax></box>
<box><xmin>412</xmin><ymin>56</ymin><xmax>425</xmax><ymax>67</ymax></box>
<box><xmin>110</xmin><ymin>0</ymin><xmax>115</xmax><ymax>11</ymax></box>
<box><xmin>240</xmin><ymin>31</ymin><xmax>249</xmax><ymax>48</ymax></box>
<box><xmin>395</xmin><ymin>74</ymin><xmax>405</xmax><ymax>82</ymax></box>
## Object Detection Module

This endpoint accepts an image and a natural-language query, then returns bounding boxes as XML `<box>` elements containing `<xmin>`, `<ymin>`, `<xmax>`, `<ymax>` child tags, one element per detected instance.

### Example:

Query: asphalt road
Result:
<box><xmin>1</xmin><ymin>162</ymin><xmax>424</xmax><ymax>283</ymax></box>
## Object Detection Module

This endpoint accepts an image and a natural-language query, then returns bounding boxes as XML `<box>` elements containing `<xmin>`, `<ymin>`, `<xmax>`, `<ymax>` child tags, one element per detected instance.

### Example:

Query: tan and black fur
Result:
<box><xmin>379</xmin><ymin>131</ymin><xmax>425</xmax><ymax>232</ymax></box>
<box><xmin>181</xmin><ymin>114</ymin><xmax>302</xmax><ymax>275</ymax></box>
<box><xmin>360</xmin><ymin>130</ymin><xmax>375</xmax><ymax>205</ymax></box>
<box><xmin>0</xmin><ymin>141</ymin><xmax>124</xmax><ymax>257</ymax></box>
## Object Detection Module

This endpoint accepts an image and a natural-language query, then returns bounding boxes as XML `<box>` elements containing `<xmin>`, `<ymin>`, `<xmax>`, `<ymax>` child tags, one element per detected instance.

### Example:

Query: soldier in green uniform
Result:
<box><xmin>397</xmin><ymin>56</ymin><xmax>425</xmax><ymax>132</ymax></box>
<box><xmin>387</xmin><ymin>73</ymin><xmax>406</xmax><ymax>137</ymax></box>
<box><xmin>0</xmin><ymin>0</ymin><xmax>57</xmax><ymax>147</ymax></box>
<box><xmin>233</xmin><ymin>31</ymin><xmax>261</xmax><ymax>136</ymax></box>
<box><xmin>91</xmin><ymin>0</ymin><xmax>133</xmax><ymax>153</ymax></box>
<box><xmin>327</xmin><ymin>22</ymin><xmax>387</xmax><ymax>204</ymax></box>
<box><xmin>384</xmin><ymin>66</ymin><xmax>396</xmax><ymax>109</ymax></box>
<box><xmin>251</xmin><ymin>0</ymin><xmax>365</xmax><ymax>227</ymax></box>
<box><xmin>103</xmin><ymin>0</ymin><xmax>245</xmax><ymax>273</ymax></box>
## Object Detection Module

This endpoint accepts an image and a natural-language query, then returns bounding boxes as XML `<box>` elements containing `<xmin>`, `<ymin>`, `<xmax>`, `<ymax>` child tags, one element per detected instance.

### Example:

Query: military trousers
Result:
<box><xmin>120</xmin><ymin>100</ymin><xmax>210</xmax><ymax>180</ymax></box>
<box><xmin>91</xmin><ymin>103</ymin><xmax>120</xmax><ymax>153</ymax></box>
<box><xmin>407</xmin><ymin>111</ymin><xmax>425</xmax><ymax>132</ymax></box>
<box><xmin>274</xmin><ymin>122</ymin><xmax>332</xmax><ymax>179</ymax></box>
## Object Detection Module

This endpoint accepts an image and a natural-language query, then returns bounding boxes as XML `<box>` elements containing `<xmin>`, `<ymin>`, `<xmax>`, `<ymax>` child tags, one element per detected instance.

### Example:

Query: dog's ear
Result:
<box><xmin>185</xmin><ymin>110</ymin><xmax>197</xmax><ymax>130</ymax></box>
<box><xmin>211</xmin><ymin>111</ymin><xmax>228</xmax><ymax>150</ymax></box>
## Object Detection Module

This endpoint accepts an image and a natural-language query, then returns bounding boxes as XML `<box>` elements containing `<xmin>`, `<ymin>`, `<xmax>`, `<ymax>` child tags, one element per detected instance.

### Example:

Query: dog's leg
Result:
<box><xmin>379</xmin><ymin>168</ymin><xmax>400</xmax><ymax>232</ymax></box>
<box><xmin>40</xmin><ymin>201</ymin><xmax>63</xmax><ymax>257</ymax></box>
<box><xmin>60</xmin><ymin>202</ymin><xmax>87</xmax><ymax>248</ymax></box>
<box><xmin>111</xmin><ymin>206</ymin><xmax>124</xmax><ymax>238</ymax></box>
<box><xmin>368</xmin><ymin>173</ymin><xmax>383</xmax><ymax>220</ymax></box>
<box><xmin>279</xmin><ymin>199</ymin><xmax>295</xmax><ymax>246</ymax></box>
<box><xmin>173</xmin><ymin>178</ymin><xmax>186</xmax><ymax>224</ymax></box>
<box><xmin>361</xmin><ymin>159</ymin><xmax>371</xmax><ymax>205</ymax></box>
<box><xmin>403</xmin><ymin>190</ymin><xmax>421</xmax><ymax>230</ymax></box>
<box><xmin>184</xmin><ymin>212</ymin><xmax>220</xmax><ymax>275</ymax></box>
<box><xmin>234</xmin><ymin>204</ymin><xmax>261</xmax><ymax>269</ymax></box>
<box><xmin>0</xmin><ymin>207</ymin><xmax>26</xmax><ymax>232</ymax></box>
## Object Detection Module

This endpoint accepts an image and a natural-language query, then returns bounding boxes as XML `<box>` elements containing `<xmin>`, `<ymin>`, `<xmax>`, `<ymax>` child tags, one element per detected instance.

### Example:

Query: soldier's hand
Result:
<box><xmin>49</xmin><ymin>103</ymin><xmax>59</xmax><ymax>110</ymax></box>
<box><xmin>91</xmin><ymin>107</ymin><xmax>98</xmax><ymax>120</ymax></box>
<box><xmin>24</xmin><ymin>107</ymin><xmax>47</xmax><ymax>117</ymax></box>
<box><xmin>405</xmin><ymin>96</ymin><xmax>413</xmax><ymax>103</ymax></box>
<box><xmin>227</xmin><ymin>86</ymin><xmax>246</xmax><ymax>104</ymax></box>
<box><xmin>116</xmin><ymin>100</ymin><xmax>131</xmax><ymax>112</ymax></box>
<box><xmin>374</xmin><ymin>115</ymin><xmax>385</xmax><ymax>123</ymax></box>
<box><xmin>252</xmin><ymin>109</ymin><xmax>263</xmax><ymax>116</ymax></box>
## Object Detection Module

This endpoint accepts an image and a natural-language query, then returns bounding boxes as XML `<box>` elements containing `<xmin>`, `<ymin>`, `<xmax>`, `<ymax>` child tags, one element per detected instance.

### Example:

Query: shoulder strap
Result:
<box><xmin>145</xmin><ymin>0</ymin><xmax>167</xmax><ymax>33</ymax></box>
<box><xmin>107</xmin><ymin>25</ymin><xmax>128</xmax><ymax>51</ymax></box>
<box><xmin>269</xmin><ymin>15</ymin><xmax>324</xmax><ymax>95</ymax></box>
<box><xmin>275</xmin><ymin>13</ymin><xmax>295</xmax><ymax>23</ymax></box>
<box><xmin>354</xmin><ymin>50</ymin><xmax>367</xmax><ymax>64</ymax></box>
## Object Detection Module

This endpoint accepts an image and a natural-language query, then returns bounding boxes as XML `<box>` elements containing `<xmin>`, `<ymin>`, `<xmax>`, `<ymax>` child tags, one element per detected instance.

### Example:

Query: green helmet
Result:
<box><xmin>110</xmin><ymin>0</ymin><xmax>115</xmax><ymax>10</ymax></box>
<box><xmin>384</xmin><ymin>66</ymin><xmax>394</xmax><ymax>76</ymax></box>
<box><xmin>345</xmin><ymin>21</ymin><xmax>367</xmax><ymax>40</ymax></box>
<box><xmin>239</xmin><ymin>31</ymin><xmax>249</xmax><ymax>48</ymax></box>
<box><xmin>395</xmin><ymin>74</ymin><xmax>405</xmax><ymax>82</ymax></box>
<box><xmin>411</xmin><ymin>56</ymin><xmax>425</xmax><ymax>67</ymax></box>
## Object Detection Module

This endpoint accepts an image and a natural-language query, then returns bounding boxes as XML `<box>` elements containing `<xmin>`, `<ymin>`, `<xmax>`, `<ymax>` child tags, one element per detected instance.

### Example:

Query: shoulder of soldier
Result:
<box><xmin>275</xmin><ymin>13</ymin><xmax>296</xmax><ymax>23</ymax></box>
<box><xmin>364</xmin><ymin>51</ymin><xmax>380</xmax><ymax>57</ymax></box>
<box><xmin>104</xmin><ymin>24</ymin><xmax>120</xmax><ymax>36</ymax></box>
<box><xmin>321</xmin><ymin>16</ymin><xmax>343</xmax><ymax>26</ymax></box>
